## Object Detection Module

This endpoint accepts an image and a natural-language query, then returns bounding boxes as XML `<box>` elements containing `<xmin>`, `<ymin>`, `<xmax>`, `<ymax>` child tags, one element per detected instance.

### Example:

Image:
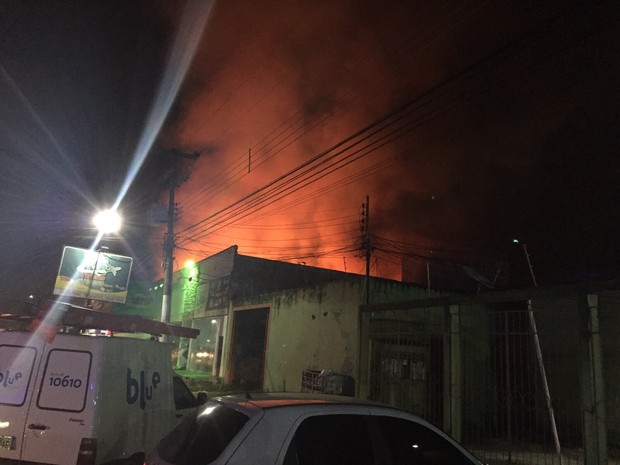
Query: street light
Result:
<box><xmin>93</xmin><ymin>209</ymin><xmax>122</xmax><ymax>234</ymax></box>
<box><xmin>87</xmin><ymin>208</ymin><xmax>121</xmax><ymax>310</ymax></box>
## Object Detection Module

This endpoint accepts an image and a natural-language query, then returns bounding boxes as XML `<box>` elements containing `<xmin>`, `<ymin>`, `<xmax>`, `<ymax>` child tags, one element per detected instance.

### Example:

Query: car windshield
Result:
<box><xmin>157</xmin><ymin>403</ymin><xmax>249</xmax><ymax>465</ymax></box>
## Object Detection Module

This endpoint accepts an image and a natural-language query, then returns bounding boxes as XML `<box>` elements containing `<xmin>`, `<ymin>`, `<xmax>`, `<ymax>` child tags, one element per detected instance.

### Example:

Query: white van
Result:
<box><xmin>0</xmin><ymin>303</ymin><xmax>204</xmax><ymax>465</ymax></box>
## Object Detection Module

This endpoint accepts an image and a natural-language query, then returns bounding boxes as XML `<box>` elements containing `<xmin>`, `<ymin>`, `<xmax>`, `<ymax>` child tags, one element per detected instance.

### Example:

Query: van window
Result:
<box><xmin>37</xmin><ymin>349</ymin><xmax>92</xmax><ymax>412</ymax></box>
<box><xmin>0</xmin><ymin>345</ymin><xmax>37</xmax><ymax>406</ymax></box>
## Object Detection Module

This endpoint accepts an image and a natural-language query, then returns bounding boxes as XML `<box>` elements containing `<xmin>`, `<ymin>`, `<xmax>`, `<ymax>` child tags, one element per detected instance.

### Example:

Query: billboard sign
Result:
<box><xmin>53</xmin><ymin>246</ymin><xmax>133</xmax><ymax>304</ymax></box>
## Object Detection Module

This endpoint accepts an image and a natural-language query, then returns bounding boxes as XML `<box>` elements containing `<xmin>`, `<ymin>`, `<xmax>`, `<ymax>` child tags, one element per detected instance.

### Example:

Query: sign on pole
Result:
<box><xmin>53</xmin><ymin>246</ymin><xmax>133</xmax><ymax>304</ymax></box>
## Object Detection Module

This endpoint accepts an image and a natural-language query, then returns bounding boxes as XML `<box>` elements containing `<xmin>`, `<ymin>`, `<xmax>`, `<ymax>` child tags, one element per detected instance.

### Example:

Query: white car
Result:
<box><xmin>146</xmin><ymin>392</ymin><xmax>483</xmax><ymax>465</ymax></box>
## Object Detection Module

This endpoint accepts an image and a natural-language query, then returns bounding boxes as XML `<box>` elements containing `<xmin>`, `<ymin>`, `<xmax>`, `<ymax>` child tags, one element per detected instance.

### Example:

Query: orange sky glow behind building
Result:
<box><xmin>147</xmin><ymin>0</ymin><xmax>620</xmax><ymax>290</ymax></box>
<box><xmin>1</xmin><ymin>1</ymin><xmax>617</xmax><ymax>303</ymax></box>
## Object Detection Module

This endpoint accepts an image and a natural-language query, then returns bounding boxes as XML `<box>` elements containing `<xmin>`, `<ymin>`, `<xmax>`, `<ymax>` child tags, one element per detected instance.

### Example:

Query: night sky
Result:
<box><xmin>0</xmin><ymin>0</ymin><xmax>619</xmax><ymax>306</ymax></box>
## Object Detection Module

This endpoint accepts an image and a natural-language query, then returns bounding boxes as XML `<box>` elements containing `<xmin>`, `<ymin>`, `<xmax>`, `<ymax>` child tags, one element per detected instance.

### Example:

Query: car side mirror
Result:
<box><xmin>196</xmin><ymin>391</ymin><xmax>208</xmax><ymax>406</ymax></box>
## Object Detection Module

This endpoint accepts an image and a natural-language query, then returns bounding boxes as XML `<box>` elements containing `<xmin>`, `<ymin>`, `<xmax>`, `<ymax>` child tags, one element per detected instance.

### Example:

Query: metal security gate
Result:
<box><xmin>465</xmin><ymin>302</ymin><xmax>584</xmax><ymax>465</ymax></box>
<box><xmin>365</xmin><ymin>310</ymin><xmax>446</xmax><ymax>426</ymax></box>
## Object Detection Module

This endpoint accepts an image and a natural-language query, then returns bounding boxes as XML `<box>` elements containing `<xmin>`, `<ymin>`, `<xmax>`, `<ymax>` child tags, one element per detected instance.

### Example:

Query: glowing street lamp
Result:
<box><xmin>185</xmin><ymin>259</ymin><xmax>196</xmax><ymax>280</ymax></box>
<box><xmin>93</xmin><ymin>209</ymin><xmax>122</xmax><ymax>234</ymax></box>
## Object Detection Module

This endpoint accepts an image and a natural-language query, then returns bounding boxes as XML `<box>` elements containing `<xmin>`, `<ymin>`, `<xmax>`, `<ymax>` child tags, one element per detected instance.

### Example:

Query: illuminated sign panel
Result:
<box><xmin>53</xmin><ymin>246</ymin><xmax>133</xmax><ymax>303</ymax></box>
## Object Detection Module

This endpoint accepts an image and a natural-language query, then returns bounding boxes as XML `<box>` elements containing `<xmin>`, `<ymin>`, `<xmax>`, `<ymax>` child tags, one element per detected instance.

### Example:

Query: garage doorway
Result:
<box><xmin>230</xmin><ymin>307</ymin><xmax>269</xmax><ymax>389</ymax></box>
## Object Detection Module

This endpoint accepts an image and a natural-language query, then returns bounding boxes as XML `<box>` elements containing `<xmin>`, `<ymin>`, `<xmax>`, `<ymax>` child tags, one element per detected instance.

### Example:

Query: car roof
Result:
<box><xmin>209</xmin><ymin>392</ymin><xmax>408</xmax><ymax>413</ymax></box>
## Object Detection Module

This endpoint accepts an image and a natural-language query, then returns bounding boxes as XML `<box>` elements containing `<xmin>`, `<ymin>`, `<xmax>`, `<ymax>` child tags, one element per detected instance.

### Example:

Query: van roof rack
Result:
<box><xmin>0</xmin><ymin>301</ymin><xmax>199</xmax><ymax>339</ymax></box>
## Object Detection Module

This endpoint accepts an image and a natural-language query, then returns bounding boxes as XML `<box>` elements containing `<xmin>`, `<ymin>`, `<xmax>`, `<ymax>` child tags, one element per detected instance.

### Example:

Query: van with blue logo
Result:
<box><xmin>0</xmin><ymin>303</ymin><xmax>204</xmax><ymax>465</ymax></box>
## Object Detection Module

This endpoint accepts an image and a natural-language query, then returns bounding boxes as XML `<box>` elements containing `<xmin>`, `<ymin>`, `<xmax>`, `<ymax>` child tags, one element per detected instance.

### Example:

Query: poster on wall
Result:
<box><xmin>53</xmin><ymin>246</ymin><xmax>133</xmax><ymax>304</ymax></box>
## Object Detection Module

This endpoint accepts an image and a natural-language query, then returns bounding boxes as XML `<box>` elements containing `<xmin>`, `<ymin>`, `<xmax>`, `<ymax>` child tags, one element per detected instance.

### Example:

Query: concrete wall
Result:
<box><xmin>254</xmin><ymin>280</ymin><xmax>362</xmax><ymax>392</ymax></box>
<box><xmin>599</xmin><ymin>291</ymin><xmax>620</xmax><ymax>449</ymax></box>
<box><xmin>460</xmin><ymin>303</ymin><xmax>493</xmax><ymax>435</ymax></box>
<box><xmin>232</xmin><ymin>278</ymin><xmax>435</xmax><ymax>394</ymax></box>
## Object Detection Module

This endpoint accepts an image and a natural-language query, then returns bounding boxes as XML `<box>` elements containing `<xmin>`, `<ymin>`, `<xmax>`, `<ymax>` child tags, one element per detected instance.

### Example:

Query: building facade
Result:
<box><xmin>124</xmin><ymin>245</ymin><xmax>437</xmax><ymax>392</ymax></box>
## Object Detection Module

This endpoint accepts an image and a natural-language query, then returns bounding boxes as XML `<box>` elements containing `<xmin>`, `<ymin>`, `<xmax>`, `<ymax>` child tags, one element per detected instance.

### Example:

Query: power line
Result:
<box><xmin>179</xmin><ymin>1</ymin><xmax>488</xmax><ymax>212</ymax></box>
<box><xmin>171</xmin><ymin>2</ymin><xmax>614</xmax><ymax>278</ymax></box>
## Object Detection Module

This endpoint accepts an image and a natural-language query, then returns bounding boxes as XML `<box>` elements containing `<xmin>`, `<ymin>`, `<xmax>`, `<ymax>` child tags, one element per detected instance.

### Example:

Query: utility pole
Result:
<box><xmin>360</xmin><ymin>196</ymin><xmax>372</xmax><ymax>305</ymax></box>
<box><xmin>161</xmin><ymin>150</ymin><xmax>200</xmax><ymax>337</ymax></box>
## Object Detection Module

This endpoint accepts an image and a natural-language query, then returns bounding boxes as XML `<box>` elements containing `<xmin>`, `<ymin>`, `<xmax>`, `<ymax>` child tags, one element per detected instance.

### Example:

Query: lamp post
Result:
<box><xmin>87</xmin><ymin>209</ymin><xmax>122</xmax><ymax>310</ymax></box>
<box><xmin>513</xmin><ymin>238</ymin><xmax>562</xmax><ymax>464</ymax></box>
<box><xmin>85</xmin><ymin>246</ymin><xmax>108</xmax><ymax>307</ymax></box>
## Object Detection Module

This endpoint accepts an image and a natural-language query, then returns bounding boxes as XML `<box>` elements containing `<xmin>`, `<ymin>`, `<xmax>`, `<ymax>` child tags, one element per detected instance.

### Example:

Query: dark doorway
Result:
<box><xmin>230</xmin><ymin>307</ymin><xmax>269</xmax><ymax>389</ymax></box>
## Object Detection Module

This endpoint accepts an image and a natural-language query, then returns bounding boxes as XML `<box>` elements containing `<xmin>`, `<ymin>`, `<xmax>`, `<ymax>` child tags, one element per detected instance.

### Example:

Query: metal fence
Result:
<box><xmin>361</xmin><ymin>291</ymin><xmax>618</xmax><ymax>465</ymax></box>
<box><xmin>465</xmin><ymin>302</ymin><xmax>582</xmax><ymax>465</ymax></box>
